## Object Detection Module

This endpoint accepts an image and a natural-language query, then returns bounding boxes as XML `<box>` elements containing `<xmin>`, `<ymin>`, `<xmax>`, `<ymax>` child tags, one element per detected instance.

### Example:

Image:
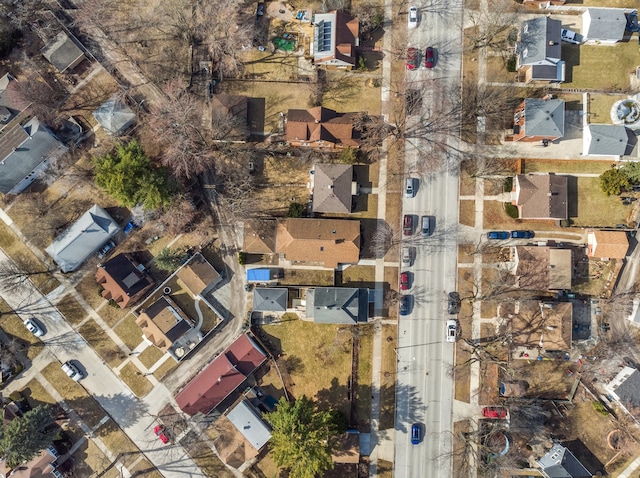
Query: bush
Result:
<box><xmin>592</xmin><ymin>401</ymin><xmax>609</xmax><ymax>416</ymax></box>
<box><xmin>339</xmin><ymin>147</ymin><xmax>359</xmax><ymax>164</ymax></box>
<box><xmin>238</xmin><ymin>252</ymin><xmax>247</xmax><ymax>265</ymax></box>
<box><xmin>503</xmin><ymin>177</ymin><xmax>513</xmax><ymax>192</ymax></box>
<box><xmin>287</xmin><ymin>202</ymin><xmax>306</xmax><ymax>218</ymax></box>
<box><xmin>504</xmin><ymin>203</ymin><xmax>518</xmax><ymax>218</ymax></box>
<box><xmin>600</xmin><ymin>168</ymin><xmax>630</xmax><ymax>196</ymax></box>
<box><xmin>506</xmin><ymin>56</ymin><xmax>517</xmax><ymax>72</ymax></box>
<box><xmin>357</xmin><ymin>56</ymin><xmax>366</xmax><ymax>72</ymax></box>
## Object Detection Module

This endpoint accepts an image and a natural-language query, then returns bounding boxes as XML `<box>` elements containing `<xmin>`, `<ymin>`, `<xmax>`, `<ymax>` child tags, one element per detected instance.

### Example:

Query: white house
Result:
<box><xmin>582</xmin><ymin>8</ymin><xmax>628</xmax><ymax>44</ymax></box>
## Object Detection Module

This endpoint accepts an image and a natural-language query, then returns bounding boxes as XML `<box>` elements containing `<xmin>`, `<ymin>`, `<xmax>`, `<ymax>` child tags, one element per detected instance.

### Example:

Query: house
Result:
<box><xmin>93</xmin><ymin>96</ymin><xmax>136</xmax><ymax>135</ymax></box>
<box><xmin>226</xmin><ymin>399</ymin><xmax>272</xmax><ymax>452</ymax></box>
<box><xmin>176</xmin><ymin>252</ymin><xmax>222</xmax><ymax>296</ymax></box>
<box><xmin>276</xmin><ymin>218</ymin><xmax>360</xmax><ymax>268</ymax></box>
<box><xmin>516</xmin><ymin>17</ymin><xmax>565</xmax><ymax>83</ymax></box>
<box><xmin>253</xmin><ymin>288</ymin><xmax>288</xmax><ymax>312</ymax></box>
<box><xmin>41</xmin><ymin>31</ymin><xmax>86</xmax><ymax>73</ymax></box>
<box><xmin>513</xmin><ymin>246</ymin><xmax>572</xmax><ymax>290</ymax></box>
<box><xmin>135</xmin><ymin>295</ymin><xmax>197</xmax><ymax>354</ymax></box>
<box><xmin>285</xmin><ymin>107</ymin><xmax>361</xmax><ymax>149</ymax></box>
<box><xmin>536</xmin><ymin>443</ymin><xmax>592</xmax><ymax>478</ymax></box>
<box><xmin>0</xmin><ymin>74</ymin><xmax>29</xmax><ymax>131</ymax></box>
<box><xmin>312</xmin><ymin>163</ymin><xmax>358</xmax><ymax>214</ymax></box>
<box><xmin>582</xmin><ymin>8</ymin><xmax>628</xmax><ymax>44</ymax></box>
<box><xmin>46</xmin><ymin>204</ymin><xmax>119</xmax><ymax>272</ymax></box>
<box><xmin>246</xmin><ymin>268</ymin><xmax>281</xmax><ymax>284</ymax></box>
<box><xmin>0</xmin><ymin>117</ymin><xmax>67</xmax><ymax>195</ymax></box>
<box><xmin>606</xmin><ymin>366</ymin><xmax>640</xmax><ymax>413</ymax></box>
<box><xmin>512</xmin><ymin>98</ymin><xmax>565</xmax><ymax>142</ymax></box>
<box><xmin>306</xmin><ymin>287</ymin><xmax>369</xmax><ymax>324</ymax></box>
<box><xmin>583</xmin><ymin>124</ymin><xmax>635</xmax><ymax>157</ymax></box>
<box><xmin>512</xmin><ymin>174</ymin><xmax>568</xmax><ymax>220</ymax></box>
<box><xmin>210</xmin><ymin>94</ymin><xmax>248</xmax><ymax>138</ymax></box>
<box><xmin>510</xmin><ymin>301</ymin><xmax>572</xmax><ymax>352</ymax></box>
<box><xmin>586</xmin><ymin>230</ymin><xmax>629</xmax><ymax>260</ymax></box>
<box><xmin>0</xmin><ymin>449</ymin><xmax>60</xmax><ymax>478</ymax></box>
<box><xmin>95</xmin><ymin>253</ymin><xmax>154</xmax><ymax>308</ymax></box>
<box><xmin>175</xmin><ymin>333</ymin><xmax>267</xmax><ymax>416</ymax></box>
<box><xmin>242</xmin><ymin>220</ymin><xmax>277</xmax><ymax>254</ymax></box>
<box><xmin>312</xmin><ymin>11</ymin><xmax>359</xmax><ymax>70</ymax></box>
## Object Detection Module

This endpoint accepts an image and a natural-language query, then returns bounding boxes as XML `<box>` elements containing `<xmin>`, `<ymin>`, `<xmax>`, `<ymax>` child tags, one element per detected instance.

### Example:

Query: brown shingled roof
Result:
<box><xmin>313</xmin><ymin>164</ymin><xmax>353</xmax><ymax>213</ymax></box>
<box><xmin>514</xmin><ymin>174</ymin><xmax>568</xmax><ymax>220</ymax></box>
<box><xmin>276</xmin><ymin>218</ymin><xmax>360</xmax><ymax>268</ymax></box>
<box><xmin>243</xmin><ymin>220</ymin><xmax>276</xmax><ymax>254</ymax></box>
<box><xmin>509</xmin><ymin>300</ymin><xmax>572</xmax><ymax>351</ymax></box>
<box><xmin>587</xmin><ymin>230</ymin><xmax>629</xmax><ymax>259</ymax></box>
<box><xmin>514</xmin><ymin>246</ymin><xmax>572</xmax><ymax>290</ymax></box>
<box><xmin>285</xmin><ymin>107</ymin><xmax>361</xmax><ymax>147</ymax></box>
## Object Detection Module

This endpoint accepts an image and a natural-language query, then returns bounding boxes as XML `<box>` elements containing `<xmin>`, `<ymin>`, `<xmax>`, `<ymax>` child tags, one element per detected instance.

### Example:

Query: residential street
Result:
<box><xmin>0</xmin><ymin>244</ymin><xmax>204</xmax><ymax>478</ymax></box>
<box><xmin>393</xmin><ymin>0</ymin><xmax>464</xmax><ymax>476</ymax></box>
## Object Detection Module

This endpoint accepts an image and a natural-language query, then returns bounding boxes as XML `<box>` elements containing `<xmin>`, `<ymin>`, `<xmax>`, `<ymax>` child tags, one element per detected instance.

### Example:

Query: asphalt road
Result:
<box><xmin>0</xmin><ymin>249</ymin><xmax>203</xmax><ymax>477</ymax></box>
<box><xmin>394</xmin><ymin>1</ymin><xmax>464</xmax><ymax>476</ymax></box>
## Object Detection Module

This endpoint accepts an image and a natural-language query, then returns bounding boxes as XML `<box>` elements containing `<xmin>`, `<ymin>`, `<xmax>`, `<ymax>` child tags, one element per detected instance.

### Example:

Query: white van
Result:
<box><xmin>405</xmin><ymin>178</ymin><xmax>416</xmax><ymax>198</ymax></box>
<box><xmin>421</xmin><ymin>215</ymin><xmax>430</xmax><ymax>237</ymax></box>
<box><xmin>402</xmin><ymin>246</ymin><xmax>412</xmax><ymax>266</ymax></box>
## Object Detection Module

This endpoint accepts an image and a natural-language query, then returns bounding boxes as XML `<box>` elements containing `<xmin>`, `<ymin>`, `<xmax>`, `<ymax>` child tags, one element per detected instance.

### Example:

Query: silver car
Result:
<box><xmin>24</xmin><ymin>318</ymin><xmax>44</xmax><ymax>337</ymax></box>
<box><xmin>61</xmin><ymin>361</ymin><xmax>83</xmax><ymax>382</ymax></box>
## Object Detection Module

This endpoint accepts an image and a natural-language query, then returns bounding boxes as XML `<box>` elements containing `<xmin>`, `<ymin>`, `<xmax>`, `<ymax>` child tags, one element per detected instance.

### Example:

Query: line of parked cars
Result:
<box><xmin>487</xmin><ymin>230</ymin><xmax>535</xmax><ymax>240</ymax></box>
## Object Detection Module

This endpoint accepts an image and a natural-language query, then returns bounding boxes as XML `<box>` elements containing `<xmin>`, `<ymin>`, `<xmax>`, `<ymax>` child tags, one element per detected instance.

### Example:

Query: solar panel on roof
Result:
<box><xmin>316</xmin><ymin>20</ymin><xmax>332</xmax><ymax>52</ymax></box>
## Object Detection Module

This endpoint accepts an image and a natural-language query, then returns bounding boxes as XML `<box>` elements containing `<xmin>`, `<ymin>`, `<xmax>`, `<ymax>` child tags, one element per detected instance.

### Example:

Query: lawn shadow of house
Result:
<box><xmin>247</xmin><ymin>97</ymin><xmax>266</xmax><ymax>138</ymax></box>
<box><xmin>561</xmin><ymin>439</ymin><xmax>605</xmax><ymax>476</ymax></box>
<box><xmin>566</xmin><ymin>175</ymin><xmax>578</xmax><ymax>219</ymax></box>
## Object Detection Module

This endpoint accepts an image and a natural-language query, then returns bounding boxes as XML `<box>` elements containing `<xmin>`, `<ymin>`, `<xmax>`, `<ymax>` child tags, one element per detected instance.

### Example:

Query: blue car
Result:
<box><xmin>399</xmin><ymin>295</ymin><xmax>411</xmax><ymax>316</ymax></box>
<box><xmin>510</xmin><ymin>230</ymin><xmax>534</xmax><ymax>239</ymax></box>
<box><xmin>487</xmin><ymin>231</ymin><xmax>509</xmax><ymax>240</ymax></box>
<box><xmin>411</xmin><ymin>423</ymin><xmax>422</xmax><ymax>444</ymax></box>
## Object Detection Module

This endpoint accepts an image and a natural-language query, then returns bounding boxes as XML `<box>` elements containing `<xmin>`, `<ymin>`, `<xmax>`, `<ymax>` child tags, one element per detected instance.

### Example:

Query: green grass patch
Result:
<box><xmin>118</xmin><ymin>362</ymin><xmax>153</xmax><ymax>397</ymax></box>
<box><xmin>113</xmin><ymin>315</ymin><xmax>144</xmax><ymax>350</ymax></box>
<box><xmin>41</xmin><ymin>363</ymin><xmax>106</xmax><ymax>428</ymax></box>
<box><xmin>138</xmin><ymin>346</ymin><xmax>165</xmax><ymax>369</ymax></box>
<box><xmin>522</xmin><ymin>159</ymin><xmax>611</xmax><ymax>175</ymax></box>
<box><xmin>572</xmin><ymin>177</ymin><xmax>630</xmax><ymax>227</ymax></box>
<box><xmin>78</xmin><ymin>319</ymin><xmax>125</xmax><ymax>367</ymax></box>
<box><xmin>56</xmin><ymin>294</ymin><xmax>88</xmax><ymax>325</ymax></box>
<box><xmin>588</xmin><ymin>94</ymin><xmax>627</xmax><ymax>124</ymax></box>
<box><xmin>563</xmin><ymin>42</ymin><xmax>639</xmax><ymax>90</ymax></box>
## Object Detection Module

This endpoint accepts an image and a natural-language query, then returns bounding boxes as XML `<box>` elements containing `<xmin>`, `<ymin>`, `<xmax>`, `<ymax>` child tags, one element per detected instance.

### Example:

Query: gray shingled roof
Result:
<box><xmin>518</xmin><ymin>17</ymin><xmax>562</xmax><ymax>66</ymax></box>
<box><xmin>611</xmin><ymin>368</ymin><xmax>640</xmax><ymax>408</ymax></box>
<box><xmin>93</xmin><ymin>97</ymin><xmax>136</xmax><ymax>135</ymax></box>
<box><xmin>41</xmin><ymin>32</ymin><xmax>85</xmax><ymax>72</ymax></box>
<box><xmin>312</xmin><ymin>164</ymin><xmax>353</xmax><ymax>213</ymax></box>
<box><xmin>253</xmin><ymin>288</ymin><xmax>288</xmax><ymax>312</ymax></box>
<box><xmin>587</xmin><ymin>124</ymin><xmax>631</xmax><ymax>156</ymax></box>
<box><xmin>537</xmin><ymin>444</ymin><xmax>592</xmax><ymax>478</ymax></box>
<box><xmin>0</xmin><ymin>117</ymin><xmax>66</xmax><ymax>194</ymax></box>
<box><xmin>307</xmin><ymin>287</ymin><xmax>369</xmax><ymax>324</ymax></box>
<box><xmin>46</xmin><ymin>205</ymin><xmax>119</xmax><ymax>272</ymax></box>
<box><xmin>584</xmin><ymin>8</ymin><xmax>627</xmax><ymax>42</ymax></box>
<box><xmin>523</xmin><ymin>99</ymin><xmax>565</xmax><ymax>138</ymax></box>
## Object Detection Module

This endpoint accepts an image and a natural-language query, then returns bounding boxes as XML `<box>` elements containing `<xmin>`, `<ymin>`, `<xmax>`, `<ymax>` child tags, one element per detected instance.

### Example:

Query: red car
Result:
<box><xmin>482</xmin><ymin>407</ymin><xmax>507</xmax><ymax>419</ymax></box>
<box><xmin>425</xmin><ymin>47</ymin><xmax>435</xmax><ymax>68</ymax></box>
<box><xmin>406</xmin><ymin>47</ymin><xmax>417</xmax><ymax>70</ymax></box>
<box><xmin>400</xmin><ymin>272</ymin><xmax>410</xmax><ymax>290</ymax></box>
<box><xmin>154</xmin><ymin>425</ymin><xmax>170</xmax><ymax>444</ymax></box>
<box><xmin>403</xmin><ymin>215</ymin><xmax>413</xmax><ymax>236</ymax></box>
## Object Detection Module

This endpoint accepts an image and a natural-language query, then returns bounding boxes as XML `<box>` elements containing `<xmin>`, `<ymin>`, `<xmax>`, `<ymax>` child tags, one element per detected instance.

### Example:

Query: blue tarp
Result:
<box><xmin>247</xmin><ymin>269</ymin><xmax>272</xmax><ymax>282</ymax></box>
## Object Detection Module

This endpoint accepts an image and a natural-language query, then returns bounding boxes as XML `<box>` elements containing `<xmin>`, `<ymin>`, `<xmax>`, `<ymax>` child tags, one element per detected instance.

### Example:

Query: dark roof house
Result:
<box><xmin>45</xmin><ymin>204</ymin><xmax>119</xmax><ymax>272</ymax></box>
<box><xmin>135</xmin><ymin>296</ymin><xmax>194</xmax><ymax>353</ymax></box>
<box><xmin>276</xmin><ymin>218</ymin><xmax>361</xmax><ymax>268</ymax></box>
<box><xmin>210</xmin><ymin>94</ymin><xmax>248</xmax><ymax>138</ymax></box>
<box><xmin>306</xmin><ymin>287</ymin><xmax>369</xmax><ymax>324</ymax></box>
<box><xmin>95</xmin><ymin>253</ymin><xmax>154</xmax><ymax>308</ymax></box>
<box><xmin>0</xmin><ymin>74</ymin><xmax>29</xmax><ymax>131</ymax></box>
<box><xmin>253</xmin><ymin>288</ymin><xmax>288</xmax><ymax>312</ymax></box>
<box><xmin>512</xmin><ymin>174</ymin><xmax>568</xmax><ymax>220</ymax></box>
<box><xmin>582</xmin><ymin>8</ymin><xmax>628</xmax><ymax>44</ymax></box>
<box><xmin>583</xmin><ymin>124</ymin><xmax>635</xmax><ymax>157</ymax></box>
<box><xmin>312</xmin><ymin>163</ymin><xmax>357</xmax><ymax>214</ymax></box>
<box><xmin>175</xmin><ymin>333</ymin><xmax>267</xmax><ymax>416</ymax></box>
<box><xmin>312</xmin><ymin>11</ymin><xmax>359</xmax><ymax>69</ymax></box>
<box><xmin>605</xmin><ymin>366</ymin><xmax>640</xmax><ymax>413</ymax></box>
<box><xmin>516</xmin><ymin>17</ymin><xmax>565</xmax><ymax>83</ymax></box>
<box><xmin>536</xmin><ymin>443</ymin><xmax>592</xmax><ymax>478</ymax></box>
<box><xmin>93</xmin><ymin>96</ymin><xmax>136</xmax><ymax>135</ymax></box>
<box><xmin>0</xmin><ymin>117</ymin><xmax>67</xmax><ymax>194</ymax></box>
<box><xmin>286</xmin><ymin>107</ymin><xmax>361</xmax><ymax>149</ymax></box>
<box><xmin>41</xmin><ymin>31</ymin><xmax>86</xmax><ymax>73</ymax></box>
<box><xmin>513</xmin><ymin>99</ymin><xmax>565</xmax><ymax>142</ymax></box>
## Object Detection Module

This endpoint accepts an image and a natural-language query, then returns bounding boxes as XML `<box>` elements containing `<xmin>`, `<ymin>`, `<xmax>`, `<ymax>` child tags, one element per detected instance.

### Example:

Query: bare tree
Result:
<box><xmin>0</xmin><ymin>259</ymin><xmax>57</xmax><ymax>292</ymax></box>
<box><xmin>12</xmin><ymin>72</ymin><xmax>66</xmax><ymax>126</ymax></box>
<box><xmin>465</xmin><ymin>0</ymin><xmax>523</xmax><ymax>52</ymax></box>
<box><xmin>156</xmin><ymin>197</ymin><xmax>198</xmax><ymax>236</ymax></box>
<box><xmin>369</xmin><ymin>221</ymin><xmax>401</xmax><ymax>258</ymax></box>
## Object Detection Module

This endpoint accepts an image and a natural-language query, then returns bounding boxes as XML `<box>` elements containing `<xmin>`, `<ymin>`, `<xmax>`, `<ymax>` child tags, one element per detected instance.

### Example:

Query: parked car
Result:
<box><xmin>408</xmin><ymin>6</ymin><xmax>418</xmax><ymax>29</ymax></box>
<box><xmin>399</xmin><ymin>295</ymin><xmax>412</xmax><ymax>316</ymax></box>
<box><xmin>424</xmin><ymin>47</ymin><xmax>435</xmax><ymax>68</ymax></box>
<box><xmin>154</xmin><ymin>424</ymin><xmax>170</xmax><ymax>444</ymax></box>
<box><xmin>61</xmin><ymin>361</ymin><xmax>83</xmax><ymax>382</ymax></box>
<box><xmin>510</xmin><ymin>230</ymin><xmax>534</xmax><ymax>239</ymax></box>
<box><xmin>411</xmin><ymin>423</ymin><xmax>422</xmax><ymax>444</ymax></box>
<box><xmin>400</xmin><ymin>272</ymin><xmax>411</xmax><ymax>290</ymax></box>
<box><xmin>406</xmin><ymin>48</ymin><xmax>418</xmax><ymax>71</ymax></box>
<box><xmin>97</xmin><ymin>241</ymin><xmax>116</xmax><ymax>259</ymax></box>
<box><xmin>405</xmin><ymin>177</ymin><xmax>416</xmax><ymax>197</ymax></box>
<box><xmin>447</xmin><ymin>292</ymin><xmax>461</xmax><ymax>315</ymax></box>
<box><xmin>482</xmin><ymin>407</ymin><xmax>507</xmax><ymax>419</ymax></box>
<box><xmin>402</xmin><ymin>246</ymin><xmax>413</xmax><ymax>267</ymax></box>
<box><xmin>24</xmin><ymin>317</ymin><xmax>44</xmax><ymax>337</ymax></box>
<box><xmin>403</xmin><ymin>215</ymin><xmax>413</xmax><ymax>236</ymax></box>
<box><xmin>446</xmin><ymin>319</ymin><xmax>457</xmax><ymax>343</ymax></box>
<box><xmin>561</xmin><ymin>29</ymin><xmax>580</xmax><ymax>44</ymax></box>
<box><xmin>421</xmin><ymin>215</ymin><xmax>431</xmax><ymax>237</ymax></box>
<box><xmin>487</xmin><ymin>231</ymin><xmax>509</xmax><ymax>240</ymax></box>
